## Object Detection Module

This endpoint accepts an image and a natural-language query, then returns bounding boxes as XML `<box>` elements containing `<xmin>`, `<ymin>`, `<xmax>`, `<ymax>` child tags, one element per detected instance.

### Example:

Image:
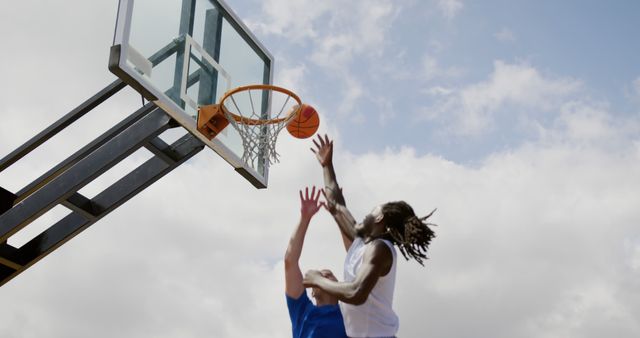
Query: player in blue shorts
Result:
<box><xmin>284</xmin><ymin>186</ymin><xmax>348</xmax><ymax>338</ymax></box>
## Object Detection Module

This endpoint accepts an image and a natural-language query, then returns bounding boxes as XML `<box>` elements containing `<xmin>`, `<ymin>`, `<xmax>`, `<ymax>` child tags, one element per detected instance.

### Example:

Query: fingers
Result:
<box><xmin>299</xmin><ymin>186</ymin><xmax>325</xmax><ymax>214</ymax></box>
<box><xmin>318</xmin><ymin>134</ymin><xmax>326</xmax><ymax>147</ymax></box>
<box><xmin>312</xmin><ymin>134</ymin><xmax>332</xmax><ymax>148</ymax></box>
<box><xmin>300</xmin><ymin>186</ymin><xmax>322</xmax><ymax>201</ymax></box>
<box><xmin>314</xmin><ymin>187</ymin><xmax>322</xmax><ymax>202</ymax></box>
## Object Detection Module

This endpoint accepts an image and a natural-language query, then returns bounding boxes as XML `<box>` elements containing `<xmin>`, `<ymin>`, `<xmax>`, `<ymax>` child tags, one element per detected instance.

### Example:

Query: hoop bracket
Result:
<box><xmin>197</xmin><ymin>104</ymin><xmax>229</xmax><ymax>139</ymax></box>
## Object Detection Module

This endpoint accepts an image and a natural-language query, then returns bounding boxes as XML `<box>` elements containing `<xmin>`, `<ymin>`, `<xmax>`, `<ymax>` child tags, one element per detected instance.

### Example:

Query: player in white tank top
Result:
<box><xmin>303</xmin><ymin>135</ymin><xmax>437</xmax><ymax>338</ymax></box>
<box><xmin>341</xmin><ymin>237</ymin><xmax>399</xmax><ymax>337</ymax></box>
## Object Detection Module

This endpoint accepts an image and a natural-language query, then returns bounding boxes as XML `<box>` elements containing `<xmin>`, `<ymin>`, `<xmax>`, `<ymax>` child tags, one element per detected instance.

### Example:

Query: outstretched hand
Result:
<box><xmin>311</xmin><ymin>134</ymin><xmax>333</xmax><ymax>167</ymax></box>
<box><xmin>299</xmin><ymin>186</ymin><xmax>324</xmax><ymax>220</ymax></box>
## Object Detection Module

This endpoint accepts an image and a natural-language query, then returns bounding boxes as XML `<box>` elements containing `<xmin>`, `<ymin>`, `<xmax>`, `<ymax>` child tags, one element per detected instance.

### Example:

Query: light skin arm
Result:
<box><xmin>311</xmin><ymin>134</ymin><xmax>357</xmax><ymax>250</ymax></box>
<box><xmin>284</xmin><ymin>186</ymin><xmax>323</xmax><ymax>298</ymax></box>
<box><xmin>303</xmin><ymin>240</ymin><xmax>393</xmax><ymax>305</ymax></box>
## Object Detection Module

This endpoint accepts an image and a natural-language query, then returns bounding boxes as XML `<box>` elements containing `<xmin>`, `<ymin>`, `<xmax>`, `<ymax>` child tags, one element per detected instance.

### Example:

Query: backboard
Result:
<box><xmin>110</xmin><ymin>0</ymin><xmax>274</xmax><ymax>188</ymax></box>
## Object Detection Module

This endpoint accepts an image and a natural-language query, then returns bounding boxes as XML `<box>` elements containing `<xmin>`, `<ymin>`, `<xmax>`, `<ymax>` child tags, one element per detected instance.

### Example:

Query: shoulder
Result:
<box><xmin>286</xmin><ymin>290</ymin><xmax>312</xmax><ymax>309</ymax></box>
<box><xmin>367</xmin><ymin>239</ymin><xmax>393</xmax><ymax>256</ymax></box>
<box><xmin>363</xmin><ymin>239</ymin><xmax>393</xmax><ymax>270</ymax></box>
<box><xmin>286</xmin><ymin>291</ymin><xmax>313</xmax><ymax>322</ymax></box>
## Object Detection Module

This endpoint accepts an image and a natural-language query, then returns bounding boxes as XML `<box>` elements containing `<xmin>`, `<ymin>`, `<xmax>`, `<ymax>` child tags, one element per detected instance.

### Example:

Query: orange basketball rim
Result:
<box><xmin>197</xmin><ymin>84</ymin><xmax>302</xmax><ymax>138</ymax></box>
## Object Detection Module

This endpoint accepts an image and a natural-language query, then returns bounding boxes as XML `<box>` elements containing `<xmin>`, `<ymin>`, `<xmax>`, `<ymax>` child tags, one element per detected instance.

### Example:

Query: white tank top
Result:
<box><xmin>340</xmin><ymin>237</ymin><xmax>399</xmax><ymax>337</ymax></box>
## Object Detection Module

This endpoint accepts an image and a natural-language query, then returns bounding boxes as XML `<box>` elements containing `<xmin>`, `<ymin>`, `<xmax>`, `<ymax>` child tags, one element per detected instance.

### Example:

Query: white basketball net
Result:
<box><xmin>220</xmin><ymin>88</ymin><xmax>299</xmax><ymax>168</ymax></box>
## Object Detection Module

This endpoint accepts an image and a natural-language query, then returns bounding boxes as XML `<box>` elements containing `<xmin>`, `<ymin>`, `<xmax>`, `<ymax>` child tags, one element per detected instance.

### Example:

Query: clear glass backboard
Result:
<box><xmin>110</xmin><ymin>0</ymin><xmax>274</xmax><ymax>188</ymax></box>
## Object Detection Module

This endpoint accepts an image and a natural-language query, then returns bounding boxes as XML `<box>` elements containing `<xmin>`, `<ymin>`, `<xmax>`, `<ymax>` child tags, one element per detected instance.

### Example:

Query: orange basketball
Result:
<box><xmin>287</xmin><ymin>104</ymin><xmax>320</xmax><ymax>139</ymax></box>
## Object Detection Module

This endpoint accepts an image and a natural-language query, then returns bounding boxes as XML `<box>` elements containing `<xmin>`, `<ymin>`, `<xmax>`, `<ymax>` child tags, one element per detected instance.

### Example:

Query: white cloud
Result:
<box><xmin>628</xmin><ymin>241</ymin><xmax>640</xmax><ymax>271</ymax></box>
<box><xmin>461</xmin><ymin>61</ymin><xmax>579</xmax><ymax>112</ymax></box>
<box><xmin>310</xmin><ymin>33</ymin><xmax>355</xmax><ymax>70</ymax></box>
<box><xmin>245</xmin><ymin>0</ymin><xmax>330</xmax><ymax>41</ymax></box>
<box><xmin>309</xmin><ymin>0</ymin><xmax>397</xmax><ymax>70</ymax></box>
<box><xmin>555</xmin><ymin>101</ymin><xmax>615</xmax><ymax>142</ymax></box>
<box><xmin>273</xmin><ymin>62</ymin><xmax>308</xmax><ymax>98</ymax></box>
<box><xmin>524</xmin><ymin>282</ymin><xmax>640</xmax><ymax>338</ymax></box>
<box><xmin>532</xmin><ymin>99</ymin><xmax>640</xmax><ymax>152</ymax></box>
<box><xmin>249</xmin><ymin>0</ymin><xmax>401</xmax><ymax>122</ymax></box>
<box><xmin>339</xmin><ymin>134</ymin><xmax>639</xmax><ymax>338</ymax></box>
<box><xmin>3</xmin><ymin>95</ymin><xmax>640</xmax><ymax>338</ymax></box>
<box><xmin>355</xmin><ymin>0</ymin><xmax>398</xmax><ymax>52</ymax></box>
<box><xmin>251</xmin><ymin>0</ymin><xmax>397</xmax><ymax>68</ymax></box>
<box><xmin>422</xmin><ymin>60</ymin><xmax>582</xmax><ymax>135</ymax></box>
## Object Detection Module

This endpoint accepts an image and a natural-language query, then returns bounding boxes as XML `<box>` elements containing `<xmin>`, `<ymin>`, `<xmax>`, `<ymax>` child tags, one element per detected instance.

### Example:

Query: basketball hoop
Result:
<box><xmin>197</xmin><ymin>84</ymin><xmax>302</xmax><ymax>168</ymax></box>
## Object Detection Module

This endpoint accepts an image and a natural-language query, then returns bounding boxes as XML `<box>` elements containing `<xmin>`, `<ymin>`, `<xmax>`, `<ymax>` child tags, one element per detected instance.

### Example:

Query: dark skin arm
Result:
<box><xmin>303</xmin><ymin>240</ymin><xmax>393</xmax><ymax>305</ymax></box>
<box><xmin>311</xmin><ymin>134</ymin><xmax>357</xmax><ymax>251</ymax></box>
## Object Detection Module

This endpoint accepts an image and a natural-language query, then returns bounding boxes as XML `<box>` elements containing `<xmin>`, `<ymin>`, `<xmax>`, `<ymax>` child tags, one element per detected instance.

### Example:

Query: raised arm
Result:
<box><xmin>311</xmin><ymin>134</ymin><xmax>357</xmax><ymax>250</ymax></box>
<box><xmin>303</xmin><ymin>240</ymin><xmax>393</xmax><ymax>305</ymax></box>
<box><xmin>284</xmin><ymin>186</ymin><xmax>323</xmax><ymax>298</ymax></box>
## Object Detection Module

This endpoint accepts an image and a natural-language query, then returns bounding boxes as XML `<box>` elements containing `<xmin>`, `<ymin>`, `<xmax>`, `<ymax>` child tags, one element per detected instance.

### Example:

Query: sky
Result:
<box><xmin>1</xmin><ymin>0</ymin><xmax>639</xmax><ymax>337</ymax></box>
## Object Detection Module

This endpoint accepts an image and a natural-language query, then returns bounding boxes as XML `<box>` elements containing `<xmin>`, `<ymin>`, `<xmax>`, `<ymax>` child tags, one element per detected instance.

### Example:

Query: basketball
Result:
<box><xmin>287</xmin><ymin>104</ymin><xmax>320</xmax><ymax>139</ymax></box>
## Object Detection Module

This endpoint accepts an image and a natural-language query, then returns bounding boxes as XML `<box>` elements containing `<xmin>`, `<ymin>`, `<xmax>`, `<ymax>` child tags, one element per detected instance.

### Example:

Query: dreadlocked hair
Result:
<box><xmin>379</xmin><ymin>201</ymin><xmax>436</xmax><ymax>266</ymax></box>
